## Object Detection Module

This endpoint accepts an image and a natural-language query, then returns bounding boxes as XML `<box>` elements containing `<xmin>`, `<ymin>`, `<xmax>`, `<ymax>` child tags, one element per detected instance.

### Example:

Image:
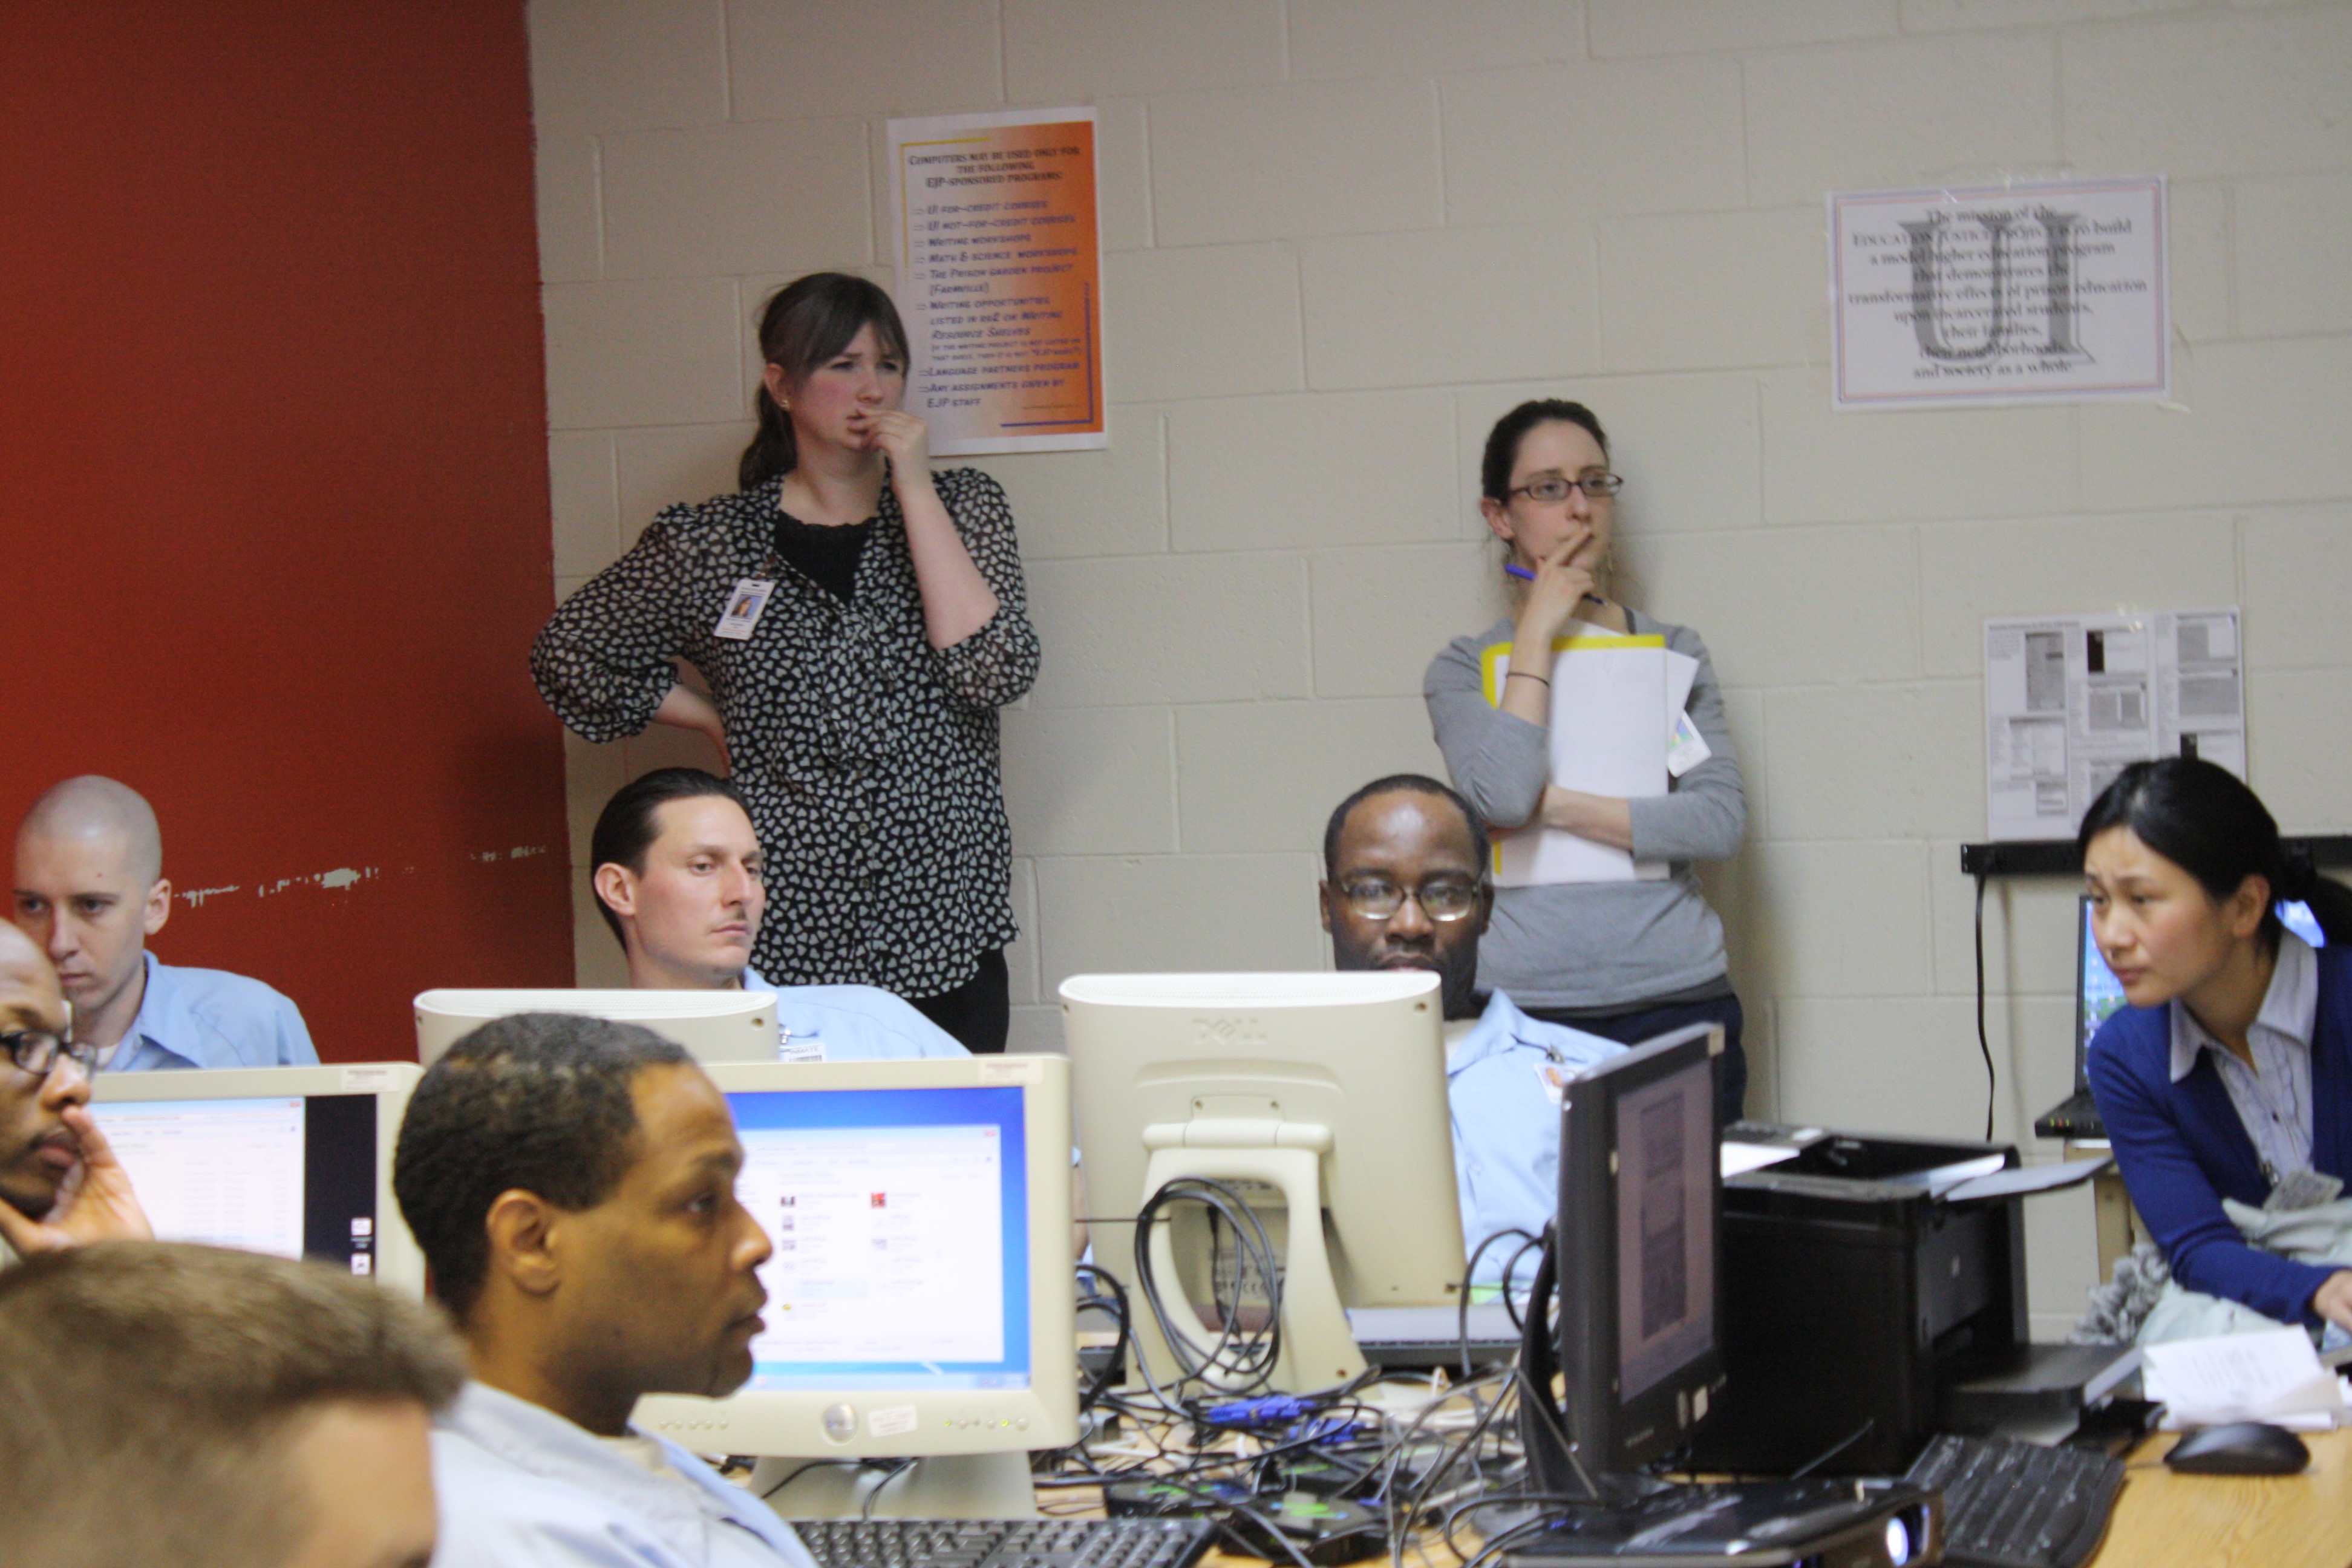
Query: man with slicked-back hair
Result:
<box><xmin>12</xmin><ymin>775</ymin><xmax>315</xmax><ymax>1070</ymax></box>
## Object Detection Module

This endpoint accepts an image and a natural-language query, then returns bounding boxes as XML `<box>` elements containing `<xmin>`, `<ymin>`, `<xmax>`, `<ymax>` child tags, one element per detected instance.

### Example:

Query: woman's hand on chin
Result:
<box><xmin>1515</xmin><ymin>523</ymin><xmax>1598</xmax><ymax>646</ymax></box>
<box><xmin>864</xmin><ymin>409</ymin><xmax>934</xmax><ymax>480</ymax></box>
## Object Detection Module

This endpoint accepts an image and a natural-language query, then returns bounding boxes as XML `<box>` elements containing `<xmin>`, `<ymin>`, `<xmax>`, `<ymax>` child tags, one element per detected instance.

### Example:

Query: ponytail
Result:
<box><xmin>739</xmin><ymin>385</ymin><xmax>795</xmax><ymax>490</ymax></box>
<box><xmin>2077</xmin><ymin>757</ymin><xmax>2352</xmax><ymax>950</ymax></box>
<box><xmin>736</xmin><ymin>272</ymin><xmax>910</xmax><ymax>494</ymax></box>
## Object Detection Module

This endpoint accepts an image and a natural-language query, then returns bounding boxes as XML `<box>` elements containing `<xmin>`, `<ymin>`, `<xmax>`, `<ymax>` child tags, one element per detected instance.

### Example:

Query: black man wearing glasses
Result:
<box><xmin>1319</xmin><ymin>775</ymin><xmax>1622</xmax><ymax>1294</ymax></box>
<box><xmin>0</xmin><ymin>923</ymin><xmax>150</xmax><ymax>1268</ymax></box>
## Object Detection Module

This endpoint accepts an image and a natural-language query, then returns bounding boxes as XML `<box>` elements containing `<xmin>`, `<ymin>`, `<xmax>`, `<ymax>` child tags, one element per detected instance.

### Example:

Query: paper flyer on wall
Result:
<box><xmin>1829</xmin><ymin>177</ymin><xmax>2167</xmax><ymax>411</ymax></box>
<box><xmin>1481</xmin><ymin>630</ymin><xmax>1694</xmax><ymax>886</ymax></box>
<box><xmin>886</xmin><ymin>107</ymin><xmax>1105</xmax><ymax>456</ymax></box>
<box><xmin>1984</xmin><ymin>608</ymin><xmax>2244</xmax><ymax>841</ymax></box>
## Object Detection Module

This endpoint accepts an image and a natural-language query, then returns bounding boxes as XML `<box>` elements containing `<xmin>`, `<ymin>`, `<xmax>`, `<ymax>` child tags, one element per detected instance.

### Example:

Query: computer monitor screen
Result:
<box><xmin>1557</xmin><ymin>1024</ymin><xmax>1724</xmax><ymax>1474</ymax></box>
<box><xmin>632</xmin><ymin>1056</ymin><xmax>1076</xmax><ymax>1459</ymax></box>
<box><xmin>90</xmin><ymin>1065</ymin><xmax>424</xmax><ymax>1293</ymax></box>
<box><xmin>731</xmin><ymin>1085</ymin><xmax>1029</xmax><ymax>1395</ymax></box>
<box><xmin>414</xmin><ymin>988</ymin><xmax>778</xmax><ymax>1067</ymax></box>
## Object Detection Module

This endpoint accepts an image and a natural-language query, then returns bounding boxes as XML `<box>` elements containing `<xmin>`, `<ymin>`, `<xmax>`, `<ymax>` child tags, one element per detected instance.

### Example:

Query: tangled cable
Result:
<box><xmin>1129</xmin><ymin>1176</ymin><xmax>1285</xmax><ymax>1396</ymax></box>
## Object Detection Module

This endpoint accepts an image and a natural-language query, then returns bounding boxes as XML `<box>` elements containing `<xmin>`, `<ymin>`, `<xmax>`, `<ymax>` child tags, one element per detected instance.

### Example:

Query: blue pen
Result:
<box><xmin>1506</xmin><ymin>561</ymin><xmax>1607</xmax><ymax>608</ymax></box>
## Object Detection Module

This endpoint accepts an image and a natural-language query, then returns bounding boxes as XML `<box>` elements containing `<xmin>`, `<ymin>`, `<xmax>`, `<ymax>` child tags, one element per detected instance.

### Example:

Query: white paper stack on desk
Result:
<box><xmin>2143</xmin><ymin>1325</ymin><xmax>2352</xmax><ymax>1431</ymax></box>
<box><xmin>1480</xmin><ymin>623</ymin><xmax>1706</xmax><ymax>887</ymax></box>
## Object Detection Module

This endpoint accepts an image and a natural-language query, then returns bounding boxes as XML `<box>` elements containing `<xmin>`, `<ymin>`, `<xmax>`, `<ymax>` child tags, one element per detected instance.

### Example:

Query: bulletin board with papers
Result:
<box><xmin>1983</xmin><ymin>608</ymin><xmax>2244</xmax><ymax>842</ymax></box>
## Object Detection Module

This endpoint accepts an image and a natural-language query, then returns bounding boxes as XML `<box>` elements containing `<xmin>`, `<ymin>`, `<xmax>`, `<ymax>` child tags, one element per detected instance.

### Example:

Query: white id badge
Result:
<box><xmin>777</xmin><ymin>1029</ymin><xmax>824</xmax><ymax>1063</ymax></box>
<box><xmin>714</xmin><ymin>578</ymin><xmax>776</xmax><ymax>641</ymax></box>
<box><xmin>1534</xmin><ymin>1059</ymin><xmax>1572</xmax><ymax>1110</ymax></box>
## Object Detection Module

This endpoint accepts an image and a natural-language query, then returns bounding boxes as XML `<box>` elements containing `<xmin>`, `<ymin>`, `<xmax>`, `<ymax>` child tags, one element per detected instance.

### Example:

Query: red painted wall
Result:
<box><xmin>0</xmin><ymin>1</ymin><xmax>571</xmax><ymax>1060</ymax></box>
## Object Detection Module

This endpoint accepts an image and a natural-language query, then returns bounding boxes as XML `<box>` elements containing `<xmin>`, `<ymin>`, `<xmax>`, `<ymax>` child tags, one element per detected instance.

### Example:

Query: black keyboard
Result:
<box><xmin>792</xmin><ymin>1517</ymin><xmax>1218</xmax><ymax>1568</ymax></box>
<box><xmin>1904</xmin><ymin>1433</ymin><xmax>2126</xmax><ymax>1568</ymax></box>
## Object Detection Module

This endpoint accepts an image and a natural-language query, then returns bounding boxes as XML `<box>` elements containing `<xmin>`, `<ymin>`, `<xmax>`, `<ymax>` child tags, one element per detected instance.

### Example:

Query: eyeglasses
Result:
<box><xmin>2</xmin><ymin>1029</ymin><xmax>96</xmax><ymax>1078</ymax></box>
<box><xmin>1509</xmin><ymin>473</ymin><xmax>1624</xmax><ymax>504</ymax></box>
<box><xmin>1337</xmin><ymin>877</ymin><xmax>1484</xmax><ymax>923</ymax></box>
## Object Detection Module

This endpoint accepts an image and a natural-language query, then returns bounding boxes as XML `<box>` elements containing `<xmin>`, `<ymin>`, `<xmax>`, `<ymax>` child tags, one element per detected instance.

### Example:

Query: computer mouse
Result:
<box><xmin>2163</xmin><ymin>1422</ymin><xmax>2311</xmax><ymax>1475</ymax></box>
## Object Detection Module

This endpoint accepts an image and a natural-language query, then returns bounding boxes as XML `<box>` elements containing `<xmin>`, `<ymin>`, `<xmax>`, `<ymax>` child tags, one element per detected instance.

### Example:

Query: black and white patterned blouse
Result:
<box><xmin>532</xmin><ymin>468</ymin><xmax>1040</xmax><ymax>998</ymax></box>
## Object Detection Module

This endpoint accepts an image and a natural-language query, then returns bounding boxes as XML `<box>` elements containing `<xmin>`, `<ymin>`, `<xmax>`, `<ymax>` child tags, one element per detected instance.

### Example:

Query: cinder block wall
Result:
<box><xmin>529</xmin><ymin>0</ymin><xmax>2352</xmax><ymax>1335</ymax></box>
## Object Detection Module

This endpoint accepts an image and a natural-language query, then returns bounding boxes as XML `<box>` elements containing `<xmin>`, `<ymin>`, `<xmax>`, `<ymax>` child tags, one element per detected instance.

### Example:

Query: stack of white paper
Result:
<box><xmin>1482</xmin><ymin>624</ymin><xmax>1700</xmax><ymax>887</ymax></box>
<box><xmin>2143</xmin><ymin>1325</ymin><xmax>2352</xmax><ymax>1431</ymax></box>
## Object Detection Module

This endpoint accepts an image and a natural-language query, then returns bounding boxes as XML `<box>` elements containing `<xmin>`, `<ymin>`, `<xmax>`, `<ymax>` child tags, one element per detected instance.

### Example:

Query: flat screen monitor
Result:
<box><xmin>632</xmin><ymin>1056</ymin><xmax>1076</xmax><ymax>1467</ymax></box>
<box><xmin>1555</xmin><ymin>1024</ymin><xmax>1725</xmax><ymax>1474</ymax></box>
<box><xmin>88</xmin><ymin>1064</ymin><xmax>425</xmax><ymax>1295</ymax></box>
<box><xmin>1059</xmin><ymin>971</ymin><xmax>1464</xmax><ymax>1392</ymax></box>
<box><xmin>414</xmin><ymin>988</ymin><xmax>778</xmax><ymax>1067</ymax></box>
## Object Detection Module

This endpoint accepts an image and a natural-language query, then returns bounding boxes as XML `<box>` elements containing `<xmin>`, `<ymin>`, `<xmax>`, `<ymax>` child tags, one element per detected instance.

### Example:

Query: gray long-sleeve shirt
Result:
<box><xmin>1424</xmin><ymin>609</ymin><xmax>1745</xmax><ymax>1011</ymax></box>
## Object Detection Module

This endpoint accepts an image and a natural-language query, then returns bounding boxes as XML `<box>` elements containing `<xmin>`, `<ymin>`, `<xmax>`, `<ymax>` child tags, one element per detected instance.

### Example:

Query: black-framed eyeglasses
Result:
<box><xmin>1337</xmin><ymin>877</ymin><xmax>1485</xmax><ymax>923</ymax></box>
<box><xmin>3</xmin><ymin>1029</ymin><xmax>96</xmax><ymax>1078</ymax></box>
<box><xmin>1509</xmin><ymin>473</ymin><xmax>1624</xmax><ymax>504</ymax></box>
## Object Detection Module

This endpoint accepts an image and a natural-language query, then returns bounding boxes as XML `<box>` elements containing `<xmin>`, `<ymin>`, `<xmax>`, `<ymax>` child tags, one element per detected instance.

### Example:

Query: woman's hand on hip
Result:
<box><xmin>653</xmin><ymin>682</ymin><xmax>733</xmax><ymax>777</ymax></box>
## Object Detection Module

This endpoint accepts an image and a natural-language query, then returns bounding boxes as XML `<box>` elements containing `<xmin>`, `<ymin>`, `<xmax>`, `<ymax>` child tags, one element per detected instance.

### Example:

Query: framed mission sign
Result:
<box><xmin>1829</xmin><ymin>177</ymin><xmax>2167</xmax><ymax>411</ymax></box>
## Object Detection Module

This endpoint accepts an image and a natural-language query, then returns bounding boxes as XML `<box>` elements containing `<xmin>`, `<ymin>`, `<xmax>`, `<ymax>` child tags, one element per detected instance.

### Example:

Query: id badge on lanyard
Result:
<box><xmin>714</xmin><ymin>578</ymin><xmax>777</xmax><ymax>641</ymax></box>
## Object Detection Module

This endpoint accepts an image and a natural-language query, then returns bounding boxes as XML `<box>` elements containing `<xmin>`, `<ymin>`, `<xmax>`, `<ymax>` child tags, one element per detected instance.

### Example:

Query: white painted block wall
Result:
<box><xmin>529</xmin><ymin>0</ymin><xmax>2352</xmax><ymax>1337</ymax></box>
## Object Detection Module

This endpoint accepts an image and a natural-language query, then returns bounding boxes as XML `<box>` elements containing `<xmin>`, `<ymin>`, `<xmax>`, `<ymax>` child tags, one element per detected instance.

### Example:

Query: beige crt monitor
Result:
<box><xmin>634</xmin><ymin>1055</ymin><xmax>1077</xmax><ymax>1520</ymax></box>
<box><xmin>89</xmin><ymin>1063</ymin><xmax>426</xmax><ymax>1296</ymax></box>
<box><xmin>1060</xmin><ymin>971</ymin><xmax>1465</xmax><ymax>1394</ymax></box>
<box><xmin>414</xmin><ymin>988</ymin><xmax>778</xmax><ymax>1067</ymax></box>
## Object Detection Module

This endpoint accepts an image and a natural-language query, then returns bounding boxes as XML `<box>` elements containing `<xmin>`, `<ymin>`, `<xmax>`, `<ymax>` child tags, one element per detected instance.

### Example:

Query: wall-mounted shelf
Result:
<box><xmin>1959</xmin><ymin>836</ymin><xmax>2352</xmax><ymax>879</ymax></box>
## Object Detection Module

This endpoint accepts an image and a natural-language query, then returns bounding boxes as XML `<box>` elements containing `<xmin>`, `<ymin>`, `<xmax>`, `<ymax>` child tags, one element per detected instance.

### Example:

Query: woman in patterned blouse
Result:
<box><xmin>532</xmin><ymin>273</ymin><xmax>1040</xmax><ymax>1052</ymax></box>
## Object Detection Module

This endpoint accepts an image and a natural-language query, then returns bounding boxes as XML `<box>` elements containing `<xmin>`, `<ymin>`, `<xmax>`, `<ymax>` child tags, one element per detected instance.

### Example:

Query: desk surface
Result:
<box><xmin>1170</xmin><ymin>1427</ymin><xmax>2352</xmax><ymax>1568</ymax></box>
<box><xmin>2089</xmin><ymin>1427</ymin><xmax>2352</xmax><ymax>1568</ymax></box>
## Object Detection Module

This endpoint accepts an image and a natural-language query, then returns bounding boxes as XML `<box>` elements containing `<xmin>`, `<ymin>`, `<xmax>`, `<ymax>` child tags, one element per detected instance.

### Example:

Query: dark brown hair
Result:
<box><xmin>1479</xmin><ymin>399</ymin><xmax>1609</xmax><ymax>503</ymax></box>
<box><xmin>739</xmin><ymin>272</ymin><xmax>911</xmax><ymax>489</ymax></box>
<box><xmin>0</xmin><ymin>1241</ymin><xmax>465</xmax><ymax>1566</ymax></box>
<box><xmin>589</xmin><ymin>766</ymin><xmax>751</xmax><ymax>944</ymax></box>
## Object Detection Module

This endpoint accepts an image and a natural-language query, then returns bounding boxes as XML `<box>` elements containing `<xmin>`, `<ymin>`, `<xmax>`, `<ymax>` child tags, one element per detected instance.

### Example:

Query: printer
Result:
<box><xmin>1690</xmin><ymin>1126</ymin><xmax>2131</xmax><ymax>1476</ymax></box>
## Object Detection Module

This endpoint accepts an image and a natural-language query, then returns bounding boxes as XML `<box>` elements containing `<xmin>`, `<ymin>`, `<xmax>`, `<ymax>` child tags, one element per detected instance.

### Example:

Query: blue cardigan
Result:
<box><xmin>2086</xmin><ymin>942</ymin><xmax>2352</xmax><ymax>1327</ymax></box>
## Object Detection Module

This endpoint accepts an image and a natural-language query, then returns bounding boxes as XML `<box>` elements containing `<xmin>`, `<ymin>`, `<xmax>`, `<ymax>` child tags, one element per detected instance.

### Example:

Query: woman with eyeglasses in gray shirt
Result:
<box><xmin>1423</xmin><ymin>399</ymin><xmax>1748</xmax><ymax>1123</ymax></box>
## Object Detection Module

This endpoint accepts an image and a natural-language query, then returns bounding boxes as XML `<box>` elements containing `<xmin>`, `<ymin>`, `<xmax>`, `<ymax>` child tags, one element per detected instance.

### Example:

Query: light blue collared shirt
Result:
<box><xmin>432</xmin><ymin>1382</ymin><xmax>816</xmax><ymax>1568</ymax></box>
<box><xmin>2168</xmin><ymin>932</ymin><xmax>2321</xmax><ymax>1184</ymax></box>
<box><xmin>1448</xmin><ymin>990</ymin><xmax>1627</xmax><ymax>1291</ymax></box>
<box><xmin>741</xmin><ymin>966</ymin><xmax>967</xmax><ymax>1061</ymax></box>
<box><xmin>104</xmin><ymin>951</ymin><xmax>317</xmax><ymax>1073</ymax></box>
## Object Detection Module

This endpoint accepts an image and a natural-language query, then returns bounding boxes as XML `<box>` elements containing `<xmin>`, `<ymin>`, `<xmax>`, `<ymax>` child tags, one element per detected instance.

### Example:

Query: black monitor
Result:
<box><xmin>1526</xmin><ymin>1022</ymin><xmax>1726</xmax><ymax>1494</ymax></box>
<box><xmin>1508</xmin><ymin>1025</ymin><xmax>1942</xmax><ymax>1563</ymax></box>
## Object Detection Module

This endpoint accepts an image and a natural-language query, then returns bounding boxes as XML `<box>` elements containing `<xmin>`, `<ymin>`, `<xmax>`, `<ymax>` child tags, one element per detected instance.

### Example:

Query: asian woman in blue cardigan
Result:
<box><xmin>2082</xmin><ymin>758</ymin><xmax>2352</xmax><ymax>1331</ymax></box>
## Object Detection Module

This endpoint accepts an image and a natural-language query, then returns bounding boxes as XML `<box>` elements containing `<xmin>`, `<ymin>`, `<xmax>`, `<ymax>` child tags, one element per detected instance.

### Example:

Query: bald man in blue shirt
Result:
<box><xmin>12</xmin><ymin>777</ymin><xmax>315</xmax><ymax>1072</ymax></box>
<box><xmin>1320</xmin><ymin>775</ymin><xmax>1624</xmax><ymax>1293</ymax></box>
